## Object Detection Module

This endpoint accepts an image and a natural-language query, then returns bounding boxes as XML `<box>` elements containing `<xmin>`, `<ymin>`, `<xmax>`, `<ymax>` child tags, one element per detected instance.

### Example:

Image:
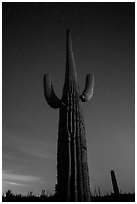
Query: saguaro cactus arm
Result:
<box><xmin>80</xmin><ymin>74</ymin><xmax>94</xmax><ymax>102</ymax></box>
<box><xmin>43</xmin><ymin>74</ymin><xmax>61</xmax><ymax>108</ymax></box>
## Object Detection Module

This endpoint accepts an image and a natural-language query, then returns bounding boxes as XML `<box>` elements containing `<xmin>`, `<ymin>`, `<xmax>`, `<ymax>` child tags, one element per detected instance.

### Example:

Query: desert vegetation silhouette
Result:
<box><xmin>2</xmin><ymin>188</ymin><xmax>135</xmax><ymax>202</ymax></box>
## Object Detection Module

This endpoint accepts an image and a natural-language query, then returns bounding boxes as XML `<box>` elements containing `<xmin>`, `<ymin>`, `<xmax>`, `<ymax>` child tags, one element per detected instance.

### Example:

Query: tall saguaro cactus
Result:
<box><xmin>43</xmin><ymin>29</ymin><xmax>94</xmax><ymax>201</ymax></box>
<box><xmin>110</xmin><ymin>170</ymin><xmax>120</xmax><ymax>195</ymax></box>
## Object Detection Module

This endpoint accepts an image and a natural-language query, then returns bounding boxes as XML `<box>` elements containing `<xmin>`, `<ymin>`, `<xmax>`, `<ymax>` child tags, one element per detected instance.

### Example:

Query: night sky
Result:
<box><xmin>2</xmin><ymin>2</ymin><xmax>135</xmax><ymax>195</ymax></box>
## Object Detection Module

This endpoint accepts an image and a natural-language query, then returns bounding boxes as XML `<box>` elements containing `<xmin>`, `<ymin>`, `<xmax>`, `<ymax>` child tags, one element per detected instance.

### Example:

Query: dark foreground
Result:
<box><xmin>2</xmin><ymin>192</ymin><xmax>135</xmax><ymax>202</ymax></box>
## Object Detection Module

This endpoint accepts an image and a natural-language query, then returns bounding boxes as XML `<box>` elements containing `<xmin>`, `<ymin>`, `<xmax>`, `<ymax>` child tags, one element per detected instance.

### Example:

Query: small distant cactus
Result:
<box><xmin>43</xmin><ymin>29</ymin><xmax>94</xmax><ymax>201</ymax></box>
<box><xmin>110</xmin><ymin>170</ymin><xmax>120</xmax><ymax>195</ymax></box>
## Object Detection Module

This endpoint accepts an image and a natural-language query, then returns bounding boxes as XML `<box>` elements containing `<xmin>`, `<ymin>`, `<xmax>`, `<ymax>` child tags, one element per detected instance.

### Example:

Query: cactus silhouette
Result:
<box><xmin>111</xmin><ymin>170</ymin><xmax>120</xmax><ymax>195</ymax></box>
<box><xmin>43</xmin><ymin>29</ymin><xmax>94</xmax><ymax>201</ymax></box>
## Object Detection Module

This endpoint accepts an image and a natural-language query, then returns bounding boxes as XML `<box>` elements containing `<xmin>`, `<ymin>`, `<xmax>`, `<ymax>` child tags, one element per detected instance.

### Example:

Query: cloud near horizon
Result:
<box><xmin>3</xmin><ymin>181</ymin><xmax>28</xmax><ymax>187</ymax></box>
<box><xmin>3</xmin><ymin>170</ymin><xmax>41</xmax><ymax>183</ymax></box>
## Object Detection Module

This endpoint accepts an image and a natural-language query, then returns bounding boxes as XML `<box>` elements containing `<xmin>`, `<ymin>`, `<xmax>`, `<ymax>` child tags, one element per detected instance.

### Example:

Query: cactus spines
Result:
<box><xmin>111</xmin><ymin>170</ymin><xmax>120</xmax><ymax>195</ymax></box>
<box><xmin>43</xmin><ymin>29</ymin><xmax>94</xmax><ymax>201</ymax></box>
